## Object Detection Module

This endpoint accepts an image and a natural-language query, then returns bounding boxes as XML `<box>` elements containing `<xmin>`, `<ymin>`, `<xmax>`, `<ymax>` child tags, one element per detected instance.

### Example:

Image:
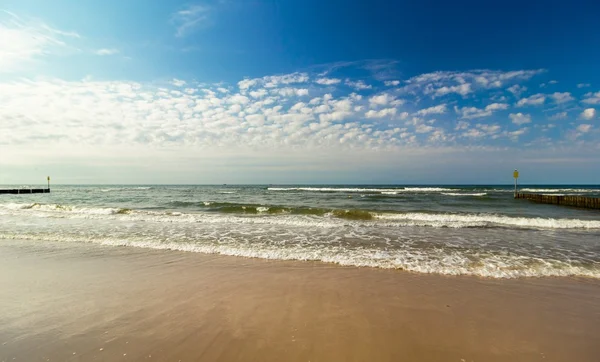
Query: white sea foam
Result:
<box><xmin>100</xmin><ymin>187</ymin><xmax>151</xmax><ymax>192</ymax></box>
<box><xmin>442</xmin><ymin>192</ymin><xmax>487</xmax><ymax>196</ymax></box>
<box><xmin>520</xmin><ymin>188</ymin><xmax>598</xmax><ymax>193</ymax></box>
<box><xmin>375</xmin><ymin>213</ymin><xmax>600</xmax><ymax>229</ymax></box>
<box><xmin>1</xmin><ymin>232</ymin><xmax>598</xmax><ymax>279</ymax></box>
<box><xmin>268</xmin><ymin>187</ymin><xmax>454</xmax><ymax>193</ymax></box>
<box><xmin>1</xmin><ymin>203</ymin><xmax>599</xmax><ymax>230</ymax></box>
<box><xmin>0</xmin><ymin>203</ymin><xmax>126</xmax><ymax>215</ymax></box>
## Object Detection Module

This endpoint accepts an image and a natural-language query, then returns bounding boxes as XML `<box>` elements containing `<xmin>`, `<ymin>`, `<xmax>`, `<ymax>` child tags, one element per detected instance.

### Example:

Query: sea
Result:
<box><xmin>1</xmin><ymin>184</ymin><xmax>599</xmax><ymax>279</ymax></box>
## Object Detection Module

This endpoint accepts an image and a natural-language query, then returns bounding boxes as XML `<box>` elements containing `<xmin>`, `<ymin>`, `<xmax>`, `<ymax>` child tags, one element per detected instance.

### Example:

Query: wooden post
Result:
<box><xmin>47</xmin><ymin>176</ymin><xmax>50</xmax><ymax>191</ymax></box>
<box><xmin>513</xmin><ymin>169</ymin><xmax>519</xmax><ymax>197</ymax></box>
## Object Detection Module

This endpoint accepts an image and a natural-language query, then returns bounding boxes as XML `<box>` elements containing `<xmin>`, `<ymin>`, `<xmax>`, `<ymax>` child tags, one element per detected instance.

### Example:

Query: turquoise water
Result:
<box><xmin>1</xmin><ymin>184</ymin><xmax>599</xmax><ymax>278</ymax></box>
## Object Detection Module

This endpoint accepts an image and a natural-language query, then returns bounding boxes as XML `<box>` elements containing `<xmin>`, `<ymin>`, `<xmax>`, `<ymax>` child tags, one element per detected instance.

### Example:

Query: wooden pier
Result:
<box><xmin>515</xmin><ymin>193</ymin><xmax>600</xmax><ymax>209</ymax></box>
<box><xmin>0</xmin><ymin>188</ymin><xmax>50</xmax><ymax>194</ymax></box>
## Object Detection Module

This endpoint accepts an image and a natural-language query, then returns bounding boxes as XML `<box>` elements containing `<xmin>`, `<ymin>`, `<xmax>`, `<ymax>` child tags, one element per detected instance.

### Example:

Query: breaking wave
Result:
<box><xmin>1</xmin><ymin>202</ymin><xmax>599</xmax><ymax>229</ymax></box>
<box><xmin>1</xmin><ymin>231</ymin><xmax>598</xmax><ymax>279</ymax></box>
<box><xmin>268</xmin><ymin>187</ymin><xmax>455</xmax><ymax>193</ymax></box>
<box><xmin>441</xmin><ymin>192</ymin><xmax>488</xmax><ymax>196</ymax></box>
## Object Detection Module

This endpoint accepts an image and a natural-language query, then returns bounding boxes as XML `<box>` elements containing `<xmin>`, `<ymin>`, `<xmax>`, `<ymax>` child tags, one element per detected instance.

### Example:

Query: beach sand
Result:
<box><xmin>1</xmin><ymin>239</ymin><xmax>599</xmax><ymax>362</ymax></box>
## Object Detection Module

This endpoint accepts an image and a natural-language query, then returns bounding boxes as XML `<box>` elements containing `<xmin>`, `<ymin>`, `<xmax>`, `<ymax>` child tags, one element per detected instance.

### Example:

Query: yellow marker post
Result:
<box><xmin>513</xmin><ymin>170</ymin><xmax>519</xmax><ymax>197</ymax></box>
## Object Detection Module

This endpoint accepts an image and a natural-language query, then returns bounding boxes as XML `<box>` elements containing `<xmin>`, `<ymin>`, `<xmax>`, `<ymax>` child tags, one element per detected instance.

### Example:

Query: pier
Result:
<box><xmin>515</xmin><ymin>193</ymin><xmax>600</xmax><ymax>209</ymax></box>
<box><xmin>0</xmin><ymin>177</ymin><xmax>51</xmax><ymax>195</ymax></box>
<box><xmin>0</xmin><ymin>188</ymin><xmax>50</xmax><ymax>194</ymax></box>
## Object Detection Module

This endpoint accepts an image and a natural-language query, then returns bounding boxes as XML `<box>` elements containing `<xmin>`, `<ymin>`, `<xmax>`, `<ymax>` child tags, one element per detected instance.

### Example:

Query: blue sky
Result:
<box><xmin>1</xmin><ymin>0</ymin><xmax>599</xmax><ymax>184</ymax></box>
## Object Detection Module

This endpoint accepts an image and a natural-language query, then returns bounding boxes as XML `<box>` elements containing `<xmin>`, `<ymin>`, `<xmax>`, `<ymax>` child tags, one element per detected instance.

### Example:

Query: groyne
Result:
<box><xmin>515</xmin><ymin>193</ymin><xmax>600</xmax><ymax>209</ymax></box>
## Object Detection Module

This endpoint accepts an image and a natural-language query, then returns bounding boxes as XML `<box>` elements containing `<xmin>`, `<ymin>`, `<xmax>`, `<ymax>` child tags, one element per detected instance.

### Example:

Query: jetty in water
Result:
<box><xmin>0</xmin><ymin>188</ymin><xmax>50</xmax><ymax>194</ymax></box>
<box><xmin>515</xmin><ymin>193</ymin><xmax>600</xmax><ymax>210</ymax></box>
<box><xmin>0</xmin><ymin>177</ymin><xmax>51</xmax><ymax>195</ymax></box>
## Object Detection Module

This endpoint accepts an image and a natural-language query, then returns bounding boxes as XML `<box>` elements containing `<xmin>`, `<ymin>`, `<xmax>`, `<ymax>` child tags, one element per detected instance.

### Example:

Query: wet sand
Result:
<box><xmin>1</xmin><ymin>239</ymin><xmax>599</xmax><ymax>362</ymax></box>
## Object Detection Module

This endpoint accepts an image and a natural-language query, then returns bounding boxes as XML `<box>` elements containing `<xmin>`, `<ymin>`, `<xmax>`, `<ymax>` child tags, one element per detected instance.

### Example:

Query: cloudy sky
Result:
<box><xmin>1</xmin><ymin>0</ymin><xmax>599</xmax><ymax>184</ymax></box>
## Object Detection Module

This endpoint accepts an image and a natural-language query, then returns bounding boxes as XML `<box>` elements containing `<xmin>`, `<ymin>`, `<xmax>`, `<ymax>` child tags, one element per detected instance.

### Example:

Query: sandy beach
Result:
<box><xmin>1</xmin><ymin>239</ymin><xmax>599</xmax><ymax>362</ymax></box>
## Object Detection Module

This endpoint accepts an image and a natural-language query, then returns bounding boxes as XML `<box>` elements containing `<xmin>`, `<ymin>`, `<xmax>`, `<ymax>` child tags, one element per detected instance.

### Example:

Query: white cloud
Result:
<box><xmin>368</xmin><ymin>93</ymin><xmax>395</xmax><ymax>107</ymax></box>
<box><xmin>171</xmin><ymin>78</ymin><xmax>186</xmax><ymax>87</ymax></box>
<box><xmin>249</xmin><ymin>89</ymin><xmax>267</xmax><ymax>98</ymax></box>
<box><xmin>548</xmin><ymin>112</ymin><xmax>567</xmax><ymax>121</ymax></box>
<box><xmin>463</xmin><ymin>129</ymin><xmax>485</xmax><ymax>138</ymax></box>
<box><xmin>485</xmin><ymin>103</ymin><xmax>509</xmax><ymax>111</ymax></box>
<box><xmin>319</xmin><ymin>111</ymin><xmax>352</xmax><ymax>122</ymax></box>
<box><xmin>239</xmin><ymin>73</ymin><xmax>310</xmax><ymax>91</ymax></box>
<box><xmin>477</xmin><ymin>123</ymin><xmax>501</xmax><ymax>134</ymax></box>
<box><xmin>0</xmin><ymin>10</ymin><xmax>80</xmax><ymax>73</ymax></box>
<box><xmin>507</xmin><ymin>85</ymin><xmax>527</xmax><ymax>96</ymax></box>
<box><xmin>315</xmin><ymin>78</ymin><xmax>341</xmax><ymax>85</ymax></box>
<box><xmin>577</xmin><ymin>124</ymin><xmax>592</xmax><ymax>133</ymax></box>
<box><xmin>455</xmin><ymin>120</ymin><xmax>469</xmax><ymax>130</ymax></box>
<box><xmin>577</xmin><ymin>83</ymin><xmax>591</xmax><ymax>88</ymax></box>
<box><xmin>345</xmin><ymin>79</ymin><xmax>372</xmax><ymax>90</ymax></box>
<box><xmin>384</xmin><ymin>80</ymin><xmax>400</xmax><ymax>86</ymax></box>
<box><xmin>456</xmin><ymin>103</ymin><xmax>508</xmax><ymax>119</ymax></box>
<box><xmin>227</xmin><ymin>94</ymin><xmax>250</xmax><ymax>105</ymax></box>
<box><xmin>416</xmin><ymin>104</ymin><xmax>446</xmax><ymax>116</ymax></box>
<box><xmin>582</xmin><ymin>91</ymin><xmax>600</xmax><ymax>105</ymax></box>
<box><xmin>434</xmin><ymin>83</ymin><xmax>471</xmax><ymax>97</ymax></box>
<box><xmin>550</xmin><ymin>92</ymin><xmax>574</xmax><ymax>104</ymax></box>
<box><xmin>238</xmin><ymin>78</ymin><xmax>258</xmax><ymax>91</ymax></box>
<box><xmin>509</xmin><ymin>113</ymin><xmax>532</xmax><ymax>125</ymax></box>
<box><xmin>95</xmin><ymin>48</ymin><xmax>119</xmax><ymax>56</ymax></box>
<box><xmin>365</xmin><ymin>108</ymin><xmax>397</xmax><ymax>118</ymax></box>
<box><xmin>540</xmin><ymin>80</ymin><xmax>558</xmax><ymax>88</ymax></box>
<box><xmin>404</xmin><ymin>69</ymin><xmax>543</xmax><ymax>98</ymax></box>
<box><xmin>505</xmin><ymin>128</ymin><xmax>528</xmax><ymax>140</ymax></box>
<box><xmin>264</xmin><ymin>73</ymin><xmax>309</xmax><ymax>87</ymax></box>
<box><xmin>516</xmin><ymin>94</ymin><xmax>545</xmax><ymax>107</ymax></box>
<box><xmin>2</xmin><ymin>64</ymin><xmax>597</xmax><ymax>181</ymax></box>
<box><xmin>171</xmin><ymin>5</ymin><xmax>211</xmax><ymax>37</ymax></box>
<box><xmin>416</xmin><ymin>124</ymin><xmax>434</xmax><ymax>133</ymax></box>
<box><xmin>276</xmin><ymin>88</ymin><xmax>309</xmax><ymax>97</ymax></box>
<box><xmin>580</xmin><ymin>108</ymin><xmax>596</xmax><ymax>120</ymax></box>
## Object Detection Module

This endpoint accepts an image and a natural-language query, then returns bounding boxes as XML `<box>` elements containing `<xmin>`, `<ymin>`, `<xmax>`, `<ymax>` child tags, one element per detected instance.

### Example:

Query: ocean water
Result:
<box><xmin>1</xmin><ymin>184</ymin><xmax>599</xmax><ymax>278</ymax></box>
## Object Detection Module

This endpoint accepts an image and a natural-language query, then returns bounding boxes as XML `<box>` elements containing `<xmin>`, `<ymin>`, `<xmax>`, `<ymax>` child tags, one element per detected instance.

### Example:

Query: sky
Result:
<box><xmin>1</xmin><ymin>0</ymin><xmax>599</xmax><ymax>184</ymax></box>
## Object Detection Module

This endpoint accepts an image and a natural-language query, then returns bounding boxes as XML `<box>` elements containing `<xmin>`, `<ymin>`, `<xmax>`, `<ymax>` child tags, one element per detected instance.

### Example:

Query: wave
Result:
<box><xmin>374</xmin><ymin>213</ymin><xmax>600</xmax><ymax>229</ymax></box>
<box><xmin>100</xmin><ymin>187</ymin><xmax>152</xmax><ymax>192</ymax></box>
<box><xmin>2</xmin><ymin>202</ymin><xmax>600</xmax><ymax>229</ymax></box>
<box><xmin>520</xmin><ymin>188</ymin><xmax>599</xmax><ymax>193</ymax></box>
<box><xmin>442</xmin><ymin>192</ymin><xmax>487</xmax><ymax>196</ymax></box>
<box><xmin>268</xmin><ymin>187</ymin><xmax>455</xmax><ymax>193</ymax></box>
<box><xmin>0</xmin><ymin>202</ymin><xmax>131</xmax><ymax>215</ymax></box>
<box><xmin>1</xmin><ymin>232</ymin><xmax>598</xmax><ymax>279</ymax></box>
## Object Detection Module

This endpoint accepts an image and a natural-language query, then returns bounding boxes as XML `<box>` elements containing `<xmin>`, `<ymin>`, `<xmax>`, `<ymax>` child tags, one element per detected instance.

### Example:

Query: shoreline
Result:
<box><xmin>1</xmin><ymin>239</ymin><xmax>600</xmax><ymax>361</ymax></box>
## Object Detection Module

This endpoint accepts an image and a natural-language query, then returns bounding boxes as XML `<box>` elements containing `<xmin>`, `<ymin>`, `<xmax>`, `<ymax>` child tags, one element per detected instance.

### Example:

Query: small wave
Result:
<box><xmin>402</xmin><ymin>187</ymin><xmax>455</xmax><ymax>192</ymax></box>
<box><xmin>0</xmin><ymin>203</ymin><xmax>129</xmax><ymax>215</ymax></box>
<box><xmin>100</xmin><ymin>187</ymin><xmax>152</xmax><ymax>192</ymax></box>
<box><xmin>3</xmin><ymin>202</ymin><xmax>600</xmax><ymax>230</ymax></box>
<box><xmin>1</xmin><ymin>232</ymin><xmax>598</xmax><ymax>279</ymax></box>
<box><xmin>520</xmin><ymin>188</ymin><xmax>598</xmax><ymax>193</ymax></box>
<box><xmin>375</xmin><ymin>213</ymin><xmax>600</xmax><ymax>229</ymax></box>
<box><xmin>442</xmin><ymin>192</ymin><xmax>487</xmax><ymax>197</ymax></box>
<box><xmin>268</xmin><ymin>187</ymin><xmax>454</xmax><ymax>193</ymax></box>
